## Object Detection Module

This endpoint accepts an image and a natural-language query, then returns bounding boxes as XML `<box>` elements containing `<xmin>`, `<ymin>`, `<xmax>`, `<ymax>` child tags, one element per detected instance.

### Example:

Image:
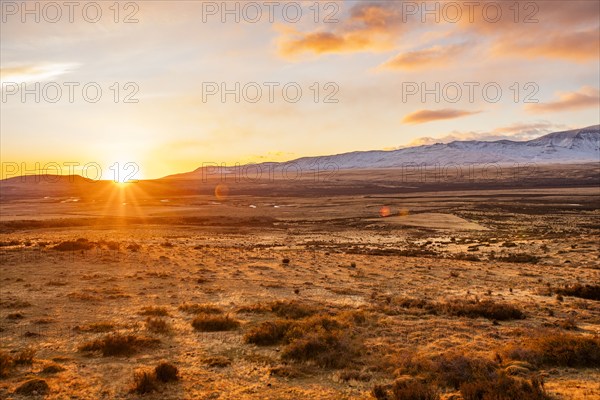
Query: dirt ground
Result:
<box><xmin>1</xmin><ymin>168</ymin><xmax>599</xmax><ymax>399</ymax></box>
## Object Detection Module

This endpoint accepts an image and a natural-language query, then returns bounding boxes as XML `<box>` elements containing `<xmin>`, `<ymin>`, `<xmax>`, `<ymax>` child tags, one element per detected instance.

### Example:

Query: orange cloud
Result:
<box><xmin>277</xmin><ymin>2</ymin><xmax>406</xmax><ymax>57</ymax></box>
<box><xmin>402</xmin><ymin>109</ymin><xmax>481</xmax><ymax>124</ymax></box>
<box><xmin>525</xmin><ymin>87</ymin><xmax>600</xmax><ymax>114</ymax></box>
<box><xmin>381</xmin><ymin>43</ymin><xmax>469</xmax><ymax>70</ymax></box>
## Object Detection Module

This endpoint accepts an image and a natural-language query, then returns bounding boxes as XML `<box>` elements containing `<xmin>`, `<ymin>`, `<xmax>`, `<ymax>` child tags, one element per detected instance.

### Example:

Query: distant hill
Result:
<box><xmin>167</xmin><ymin>125</ymin><xmax>600</xmax><ymax>179</ymax></box>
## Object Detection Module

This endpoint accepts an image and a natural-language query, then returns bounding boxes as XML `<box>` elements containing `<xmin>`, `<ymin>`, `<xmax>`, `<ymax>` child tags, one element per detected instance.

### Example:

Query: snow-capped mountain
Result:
<box><xmin>173</xmin><ymin>125</ymin><xmax>599</xmax><ymax>178</ymax></box>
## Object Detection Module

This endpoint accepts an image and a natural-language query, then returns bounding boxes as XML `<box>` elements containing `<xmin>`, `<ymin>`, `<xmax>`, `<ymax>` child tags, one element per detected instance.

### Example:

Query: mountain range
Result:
<box><xmin>170</xmin><ymin>125</ymin><xmax>599</xmax><ymax>178</ymax></box>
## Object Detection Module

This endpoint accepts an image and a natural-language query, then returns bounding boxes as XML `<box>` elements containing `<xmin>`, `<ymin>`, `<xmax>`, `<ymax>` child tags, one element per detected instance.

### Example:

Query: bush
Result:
<box><xmin>146</xmin><ymin>317</ymin><xmax>171</xmax><ymax>334</ymax></box>
<box><xmin>53</xmin><ymin>238</ymin><xmax>95</xmax><ymax>251</ymax></box>
<box><xmin>79</xmin><ymin>334</ymin><xmax>160</xmax><ymax>357</ymax></box>
<box><xmin>441</xmin><ymin>300</ymin><xmax>525</xmax><ymax>321</ymax></box>
<box><xmin>179</xmin><ymin>303</ymin><xmax>223</xmax><ymax>314</ymax></box>
<box><xmin>431</xmin><ymin>352</ymin><xmax>497</xmax><ymax>389</ymax></box>
<box><xmin>139</xmin><ymin>306</ymin><xmax>170</xmax><ymax>316</ymax></box>
<box><xmin>504</xmin><ymin>332</ymin><xmax>600</xmax><ymax>368</ymax></box>
<box><xmin>497</xmin><ymin>253</ymin><xmax>540</xmax><ymax>264</ymax></box>
<box><xmin>0</xmin><ymin>352</ymin><xmax>13</xmax><ymax>378</ymax></box>
<box><xmin>244</xmin><ymin>320</ymin><xmax>292</xmax><ymax>346</ymax></box>
<box><xmin>460</xmin><ymin>373</ymin><xmax>550</xmax><ymax>400</ymax></box>
<box><xmin>14</xmin><ymin>379</ymin><xmax>50</xmax><ymax>396</ymax></box>
<box><xmin>155</xmin><ymin>362</ymin><xmax>179</xmax><ymax>382</ymax></box>
<box><xmin>131</xmin><ymin>370</ymin><xmax>158</xmax><ymax>394</ymax></box>
<box><xmin>372</xmin><ymin>379</ymin><xmax>440</xmax><ymax>400</ymax></box>
<box><xmin>202</xmin><ymin>356</ymin><xmax>231</xmax><ymax>368</ymax></box>
<box><xmin>269</xmin><ymin>300</ymin><xmax>319</xmax><ymax>319</ymax></box>
<box><xmin>555</xmin><ymin>284</ymin><xmax>600</xmax><ymax>301</ymax></box>
<box><xmin>191</xmin><ymin>314</ymin><xmax>240</xmax><ymax>332</ymax></box>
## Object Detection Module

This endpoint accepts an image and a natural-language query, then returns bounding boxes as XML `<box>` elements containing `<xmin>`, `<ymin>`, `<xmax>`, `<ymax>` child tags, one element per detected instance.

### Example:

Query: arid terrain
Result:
<box><xmin>1</xmin><ymin>165</ymin><xmax>599</xmax><ymax>399</ymax></box>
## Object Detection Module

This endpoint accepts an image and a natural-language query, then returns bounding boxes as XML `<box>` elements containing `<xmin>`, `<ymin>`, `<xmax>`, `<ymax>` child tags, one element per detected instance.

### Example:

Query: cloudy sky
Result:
<box><xmin>1</xmin><ymin>0</ymin><xmax>599</xmax><ymax>179</ymax></box>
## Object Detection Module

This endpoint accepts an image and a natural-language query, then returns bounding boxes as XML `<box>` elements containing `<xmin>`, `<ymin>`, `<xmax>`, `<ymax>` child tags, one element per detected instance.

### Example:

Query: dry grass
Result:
<box><xmin>155</xmin><ymin>361</ymin><xmax>179</xmax><ymax>382</ymax></box>
<box><xmin>504</xmin><ymin>331</ymin><xmax>600</xmax><ymax>368</ymax></box>
<box><xmin>146</xmin><ymin>317</ymin><xmax>172</xmax><ymax>334</ymax></box>
<box><xmin>131</xmin><ymin>370</ymin><xmax>158</xmax><ymax>394</ymax></box>
<box><xmin>73</xmin><ymin>322</ymin><xmax>116</xmax><ymax>333</ymax></box>
<box><xmin>178</xmin><ymin>303</ymin><xmax>224</xmax><ymax>314</ymax></box>
<box><xmin>79</xmin><ymin>334</ymin><xmax>160</xmax><ymax>357</ymax></box>
<box><xmin>139</xmin><ymin>306</ymin><xmax>170</xmax><ymax>316</ymax></box>
<box><xmin>372</xmin><ymin>379</ymin><xmax>440</xmax><ymax>400</ymax></box>
<box><xmin>554</xmin><ymin>284</ymin><xmax>600</xmax><ymax>301</ymax></box>
<box><xmin>244</xmin><ymin>320</ymin><xmax>292</xmax><ymax>346</ymax></box>
<box><xmin>14</xmin><ymin>378</ymin><xmax>50</xmax><ymax>396</ymax></box>
<box><xmin>52</xmin><ymin>238</ymin><xmax>95</xmax><ymax>251</ymax></box>
<box><xmin>202</xmin><ymin>356</ymin><xmax>232</xmax><ymax>368</ymax></box>
<box><xmin>460</xmin><ymin>373</ymin><xmax>550</xmax><ymax>400</ymax></box>
<box><xmin>191</xmin><ymin>314</ymin><xmax>240</xmax><ymax>332</ymax></box>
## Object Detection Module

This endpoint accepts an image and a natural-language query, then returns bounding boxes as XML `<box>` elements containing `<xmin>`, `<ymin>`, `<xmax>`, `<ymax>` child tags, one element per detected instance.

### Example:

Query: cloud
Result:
<box><xmin>0</xmin><ymin>63</ymin><xmax>79</xmax><ymax>84</ymax></box>
<box><xmin>402</xmin><ymin>122</ymin><xmax>568</xmax><ymax>147</ymax></box>
<box><xmin>277</xmin><ymin>2</ymin><xmax>406</xmax><ymax>58</ymax></box>
<box><xmin>525</xmin><ymin>87</ymin><xmax>600</xmax><ymax>114</ymax></box>
<box><xmin>381</xmin><ymin>43</ymin><xmax>469</xmax><ymax>70</ymax></box>
<box><xmin>402</xmin><ymin>108</ymin><xmax>481</xmax><ymax>124</ymax></box>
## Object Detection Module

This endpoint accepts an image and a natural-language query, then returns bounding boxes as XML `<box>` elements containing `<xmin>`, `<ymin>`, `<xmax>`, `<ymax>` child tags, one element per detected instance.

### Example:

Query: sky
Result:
<box><xmin>1</xmin><ymin>0</ymin><xmax>599</xmax><ymax>180</ymax></box>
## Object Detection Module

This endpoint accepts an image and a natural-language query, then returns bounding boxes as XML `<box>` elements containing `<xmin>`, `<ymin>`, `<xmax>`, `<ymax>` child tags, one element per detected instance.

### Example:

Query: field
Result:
<box><xmin>1</xmin><ymin>165</ymin><xmax>599</xmax><ymax>399</ymax></box>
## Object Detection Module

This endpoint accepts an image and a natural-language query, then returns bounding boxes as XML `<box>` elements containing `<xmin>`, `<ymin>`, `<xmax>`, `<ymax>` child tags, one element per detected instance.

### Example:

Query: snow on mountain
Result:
<box><xmin>171</xmin><ymin>125</ymin><xmax>599</xmax><ymax>178</ymax></box>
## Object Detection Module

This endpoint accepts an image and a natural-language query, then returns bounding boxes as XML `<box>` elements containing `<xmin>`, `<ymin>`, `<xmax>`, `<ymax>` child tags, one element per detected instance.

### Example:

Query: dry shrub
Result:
<box><xmin>460</xmin><ymin>373</ymin><xmax>550</xmax><ymax>400</ymax></box>
<box><xmin>131</xmin><ymin>370</ymin><xmax>158</xmax><ymax>394</ymax></box>
<box><xmin>440</xmin><ymin>299</ymin><xmax>525</xmax><ymax>321</ymax></box>
<box><xmin>244</xmin><ymin>320</ymin><xmax>293</xmax><ymax>346</ymax></box>
<box><xmin>73</xmin><ymin>322</ymin><xmax>115</xmax><ymax>333</ymax></box>
<box><xmin>179</xmin><ymin>303</ymin><xmax>223</xmax><ymax>314</ymax></box>
<box><xmin>53</xmin><ymin>238</ymin><xmax>94</xmax><ymax>251</ymax></box>
<box><xmin>13</xmin><ymin>348</ymin><xmax>35</xmax><ymax>365</ymax></box>
<box><xmin>0</xmin><ymin>352</ymin><xmax>13</xmax><ymax>378</ymax></box>
<box><xmin>155</xmin><ymin>362</ymin><xmax>179</xmax><ymax>382</ymax></box>
<box><xmin>202</xmin><ymin>356</ymin><xmax>231</xmax><ymax>368</ymax></box>
<box><xmin>139</xmin><ymin>306</ymin><xmax>170</xmax><ymax>316</ymax></box>
<box><xmin>497</xmin><ymin>253</ymin><xmax>540</xmax><ymax>264</ymax></box>
<box><xmin>554</xmin><ymin>284</ymin><xmax>600</xmax><ymax>301</ymax></box>
<box><xmin>79</xmin><ymin>334</ymin><xmax>160</xmax><ymax>357</ymax></box>
<box><xmin>41</xmin><ymin>363</ymin><xmax>66</xmax><ymax>374</ymax></box>
<box><xmin>504</xmin><ymin>331</ymin><xmax>600</xmax><ymax>368</ymax></box>
<box><xmin>14</xmin><ymin>379</ymin><xmax>50</xmax><ymax>396</ymax></box>
<box><xmin>191</xmin><ymin>314</ymin><xmax>240</xmax><ymax>332</ymax></box>
<box><xmin>269</xmin><ymin>300</ymin><xmax>320</xmax><ymax>319</ymax></box>
<box><xmin>146</xmin><ymin>317</ymin><xmax>171</xmax><ymax>334</ymax></box>
<box><xmin>281</xmin><ymin>328</ymin><xmax>359</xmax><ymax>368</ymax></box>
<box><xmin>430</xmin><ymin>352</ymin><xmax>497</xmax><ymax>389</ymax></box>
<box><xmin>372</xmin><ymin>379</ymin><xmax>440</xmax><ymax>400</ymax></box>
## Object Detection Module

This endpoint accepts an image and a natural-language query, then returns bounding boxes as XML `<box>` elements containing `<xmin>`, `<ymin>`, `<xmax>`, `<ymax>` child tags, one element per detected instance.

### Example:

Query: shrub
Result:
<box><xmin>555</xmin><ymin>284</ymin><xmax>600</xmax><ymax>301</ymax></box>
<box><xmin>504</xmin><ymin>332</ymin><xmax>600</xmax><ymax>368</ymax></box>
<box><xmin>146</xmin><ymin>317</ymin><xmax>171</xmax><ymax>334</ymax></box>
<box><xmin>202</xmin><ymin>356</ymin><xmax>231</xmax><ymax>368</ymax></box>
<box><xmin>372</xmin><ymin>379</ymin><xmax>440</xmax><ymax>400</ymax></box>
<box><xmin>497</xmin><ymin>253</ymin><xmax>540</xmax><ymax>264</ymax></box>
<box><xmin>178</xmin><ymin>303</ymin><xmax>223</xmax><ymax>314</ymax></box>
<box><xmin>441</xmin><ymin>300</ymin><xmax>525</xmax><ymax>321</ymax></box>
<box><xmin>431</xmin><ymin>352</ymin><xmax>497</xmax><ymax>389</ymax></box>
<box><xmin>53</xmin><ymin>238</ymin><xmax>95</xmax><ymax>251</ymax></box>
<box><xmin>13</xmin><ymin>348</ymin><xmax>35</xmax><ymax>365</ymax></box>
<box><xmin>79</xmin><ymin>334</ymin><xmax>160</xmax><ymax>357</ymax></box>
<box><xmin>14</xmin><ymin>379</ymin><xmax>50</xmax><ymax>396</ymax></box>
<box><xmin>281</xmin><ymin>326</ymin><xmax>360</xmax><ymax>369</ymax></box>
<box><xmin>0</xmin><ymin>352</ymin><xmax>13</xmax><ymax>378</ymax></box>
<box><xmin>131</xmin><ymin>370</ymin><xmax>158</xmax><ymax>394</ymax></box>
<box><xmin>460</xmin><ymin>373</ymin><xmax>550</xmax><ymax>400</ymax></box>
<box><xmin>41</xmin><ymin>364</ymin><xmax>66</xmax><ymax>374</ymax></box>
<box><xmin>244</xmin><ymin>320</ymin><xmax>292</xmax><ymax>346</ymax></box>
<box><xmin>139</xmin><ymin>306</ymin><xmax>170</xmax><ymax>316</ymax></box>
<box><xmin>155</xmin><ymin>362</ymin><xmax>179</xmax><ymax>382</ymax></box>
<box><xmin>191</xmin><ymin>314</ymin><xmax>240</xmax><ymax>332</ymax></box>
<box><xmin>269</xmin><ymin>300</ymin><xmax>319</xmax><ymax>319</ymax></box>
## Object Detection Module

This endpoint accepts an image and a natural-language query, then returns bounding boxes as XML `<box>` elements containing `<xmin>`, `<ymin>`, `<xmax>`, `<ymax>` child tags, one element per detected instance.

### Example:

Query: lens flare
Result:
<box><xmin>215</xmin><ymin>184</ymin><xmax>229</xmax><ymax>200</ymax></box>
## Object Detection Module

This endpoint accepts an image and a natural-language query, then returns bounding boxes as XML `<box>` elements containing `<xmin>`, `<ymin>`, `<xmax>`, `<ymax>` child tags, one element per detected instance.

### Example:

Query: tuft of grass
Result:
<box><xmin>244</xmin><ymin>320</ymin><xmax>292</xmax><ymax>346</ymax></box>
<box><xmin>53</xmin><ymin>238</ymin><xmax>95</xmax><ymax>251</ymax></box>
<box><xmin>155</xmin><ymin>361</ymin><xmax>179</xmax><ymax>382</ymax></box>
<box><xmin>14</xmin><ymin>379</ymin><xmax>50</xmax><ymax>396</ymax></box>
<box><xmin>191</xmin><ymin>314</ymin><xmax>240</xmax><ymax>332</ymax></box>
<box><xmin>372</xmin><ymin>379</ymin><xmax>440</xmax><ymax>400</ymax></box>
<box><xmin>269</xmin><ymin>300</ymin><xmax>319</xmax><ymax>319</ymax></box>
<box><xmin>41</xmin><ymin>364</ymin><xmax>66</xmax><ymax>374</ymax></box>
<box><xmin>0</xmin><ymin>352</ymin><xmax>13</xmax><ymax>378</ymax></box>
<box><xmin>13</xmin><ymin>348</ymin><xmax>35</xmax><ymax>366</ymax></box>
<box><xmin>460</xmin><ymin>373</ymin><xmax>550</xmax><ymax>400</ymax></box>
<box><xmin>202</xmin><ymin>356</ymin><xmax>231</xmax><ymax>368</ymax></box>
<box><xmin>79</xmin><ymin>334</ymin><xmax>160</xmax><ymax>357</ymax></box>
<box><xmin>178</xmin><ymin>303</ymin><xmax>223</xmax><ymax>314</ymax></box>
<box><xmin>497</xmin><ymin>253</ymin><xmax>540</xmax><ymax>264</ymax></box>
<box><xmin>73</xmin><ymin>322</ymin><xmax>115</xmax><ymax>333</ymax></box>
<box><xmin>139</xmin><ymin>306</ymin><xmax>170</xmax><ymax>316</ymax></box>
<box><xmin>131</xmin><ymin>370</ymin><xmax>158</xmax><ymax>394</ymax></box>
<box><xmin>504</xmin><ymin>331</ymin><xmax>600</xmax><ymax>368</ymax></box>
<box><xmin>440</xmin><ymin>299</ymin><xmax>525</xmax><ymax>321</ymax></box>
<box><xmin>146</xmin><ymin>317</ymin><xmax>172</xmax><ymax>335</ymax></box>
<box><xmin>555</xmin><ymin>284</ymin><xmax>600</xmax><ymax>301</ymax></box>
